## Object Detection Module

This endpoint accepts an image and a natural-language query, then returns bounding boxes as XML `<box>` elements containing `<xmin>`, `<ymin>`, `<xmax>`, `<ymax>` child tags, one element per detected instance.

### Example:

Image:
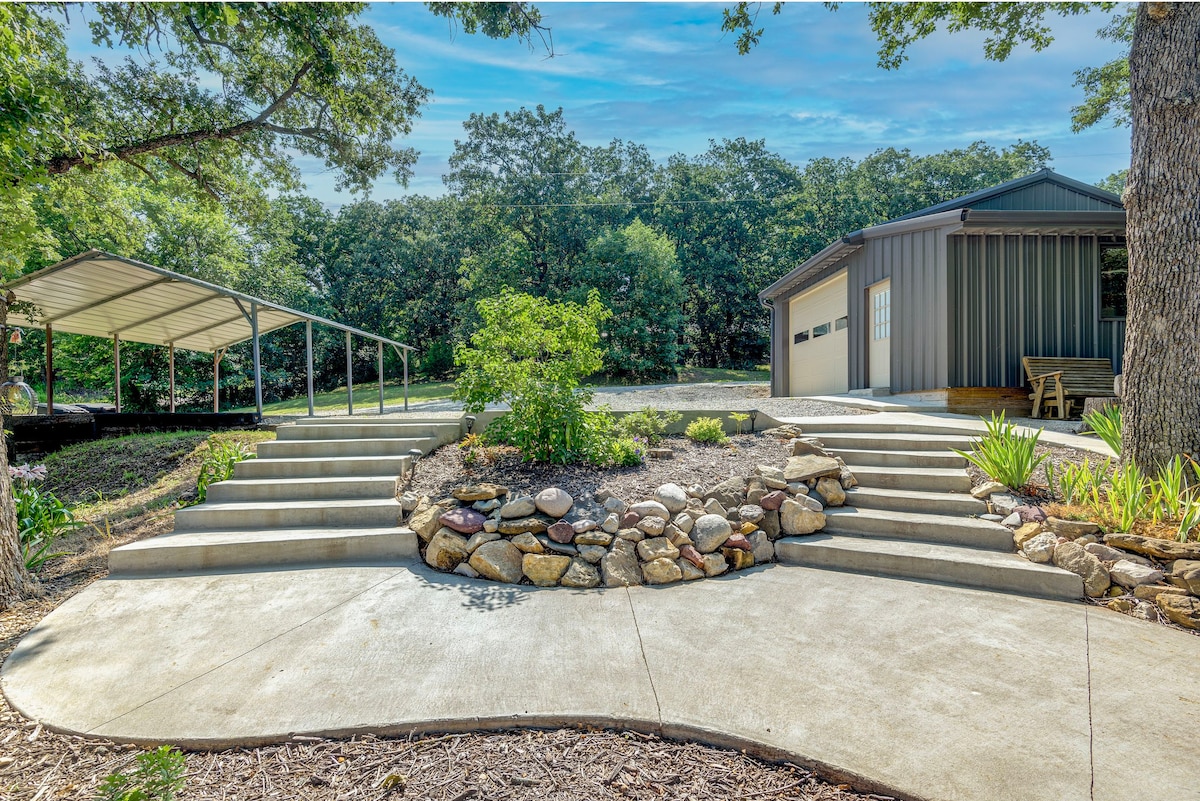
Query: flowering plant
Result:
<box><xmin>10</xmin><ymin>462</ymin><xmax>78</xmax><ymax>570</ymax></box>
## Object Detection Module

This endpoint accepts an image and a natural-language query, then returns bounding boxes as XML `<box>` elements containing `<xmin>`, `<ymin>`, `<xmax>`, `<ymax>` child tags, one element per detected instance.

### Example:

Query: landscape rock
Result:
<box><xmin>1106</xmin><ymin>533</ymin><xmax>1200</xmax><ymax>561</ymax></box>
<box><xmin>1167</xmin><ymin>560</ymin><xmax>1200</xmax><ymax>595</ymax></box>
<box><xmin>560</xmin><ymin>558</ymin><xmax>601</xmax><ymax>589</ymax></box>
<box><xmin>473</xmin><ymin>498</ymin><xmax>502</xmax><ymax>513</ymax></box>
<box><xmin>1109</xmin><ymin>560</ymin><xmax>1165</xmax><ymax>589</ymax></box>
<box><xmin>497</xmin><ymin>516</ymin><xmax>551</xmax><ymax>536</ymax></box>
<box><xmin>748</xmin><ymin>531</ymin><xmax>775</xmax><ymax>564</ymax></box>
<box><xmin>534</xmin><ymin>487</ymin><xmax>574</xmax><ymax>518</ymax></box>
<box><xmin>1107</xmin><ymin>598</ymin><xmax>1134</xmax><ymax>614</ymax></box>
<box><xmin>972</xmin><ymin>481</ymin><xmax>1007</xmax><ymax>499</ymax></box>
<box><xmin>629</xmin><ymin>500</ymin><xmax>671</xmax><ymax>521</ymax></box>
<box><xmin>601</xmin><ymin>540</ymin><xmax>643</xmax><ymax>587</ymax></box>
<box><xmin>648</xmin><ymin>447</ymin><xmax>674</xmax><ymax>459</ymax></box>
<box><xmin>784</xmin><ymin>454</ymin><xmax>841</xmax><ymax>483</ymax></box>
<box><xmin>1084</xmin><ymin>543</ymin><xmax>1144</xmax><ymax>564</ymax></box>
<box><xmin>572</xmin><ymin>519</ymin><xmax>598</xmax><ymax>534</ymax></box>
<box><xmin>791</xmin><ymin>440</ymin><xmax>829</xmax><ymax>458</ymax></box>
<box><xmin>793</xmin><ymin>493</ymin><xmax>824</xmax><ymax>513</ymax></box>
<box><xmin>990</xmin><ymin>494</ymin><xmax>1019</xmax><ymax>515</ymax></box>
<box><xmin>815</xmin><ymin>477</ymin><xmax>846</xmax><ymax>507</ymax></box>
<box><xmin>780</xmin><ymin>498</ymin><xmax>826</xmax><ymax>536</ymax></box>
<box><xmin>616</xmin><ymin>527</ymin><xmax>646</xmax><ymax>543</ymax></box>
<box><xmin>577</xmin><ymin>544</ymin><xmax>607</xmax><ymax>564</ymax></box>
<box><xmin>759</xmin><ymin>510</ymin><xmax>781</xmax><ymax>539</ymax></box>
<box><xmin>1001</xmin><ymin>512</ymin><xmax>1022</xmax><ymax>528</ymax></box>
<box><xmin>1131</xmin><ymin>601</ymin><xmax>1160</xmax><ymax>621</ymax></box>
<box><xmin>522</xmin><ymin>553</ymin><xmax>572</xmax><ymax>587</ymax></box>
<box><xmin>759</xmin><ymin>490</ymin><xmax>787</xmax><ymax>511</ymax></box>
<box><xmin>723</xmin><ymin>533</ymin><xmax>752</xmax><ymax>552</ymax></box>
<box><xmin>1045</xmin><ymin>517</ymin><xmax>1102</xmax><ymax>539</ymax></box>
<box><xmin>453</xmin><ymin>562</ymin><xmax>479</xmax><ymax>579</ymax></box>
<box><xmin>540</xmin><ymin>538</ymin><xmax>578</xmax><ymax>557</ymax></box>
<box><xmin>510</xmin><ymin>532</ymin><xmax>544</xmax><ymax>554</ymax></box>
<box><xmin>637</xmin><ymin>537</ymin><xmax>680</xmax><ymax>562</ymax></box>
<box><xmin>703</xmin><ymin>498</ymin><xmax>727</xmax><ymax>517</ymax></box>
<box><xmin>672</xmin><ymin>513</ymin><xmax>695</xmax><ymax>534</ymax></box>
<box><xmin>652</xmin><ymin>483</ymin><xmax>688</xmax><ymax>514</ymax></box>
<box><xmin>469</xmin><ymin>540</ymin><xmax>525</xmax><ymax>584</ymax></box>
<box><xmin>1022</xmin><ymin>532</ymin><xmax>1059</xmax><ymax>563</ymax></box>
<box><xmin>722</xmin><ymin>547</ymin><xmax>755</xmax><ymax>571</ymax></box>
<box><xmin>1015</xmin><ymin>505</ymin><xmax>1048</xmax><ymax>523</ymax></box>
<box><xmin>574</xmin><ymin>530</ymin><xmax>613</xmax><ymax>547</ymax></box>
<box><xmin>399</xmin><ymin>492</ymin><xmax>420</xmax><ymax>512</ymax></box>
<box><xmin>1052</xmin><ymin>541</ymin><xmax>1111</xmax><ymax>597</ymax></box>
<box><xmin>621</xmin><ymin>511</ymin><xmax>641</xmax><ymax>528</ymax></box>
<box><xmin>453</xmin><ymin>483</ymin><xmax>508</xmax><ymax>502</ymax></box>
<box><xmin>756</xmin><ymin>465</ymin><xmax>787</xmax><ymax>485</ymax></box>
<box><xmin>636</xmin><ymin>516</ymin><xmax>667</xmax><ymax>536</ymax></box>
<box><xmin>601</xmin><ymin>513</ymin><xmax>621</xmax><ymax>533</ymax></box>
<box><xmin>707</xmin><ymin>476</ymin><xmax>747</xmax><ymax>508</ymax></box>
<box><xmin>424</xmin><ymin>528</ymin><xmax>471</xmax><ymax>570</ymax></box>
<box><xmin>1155</xmin><ymin>593</ymin><xmax>1200</xmax><ymax>630</ymax></box>
<box><xmin>981</xmin><ymin>514</ymin><xmax>1005</xmax><ymax>523</ymax></box>
<box><xmin>701</xmin><ymin>552</ymin><xmax>728</xmax><ymax>577</ymax></box>
<box><xmin>1134</xmin><ymin>584</ymin><xmax>1188</xmax><ymax>601</ymax></box>
<box><xmin>738</xmin><ymin>504</ymin><xmax>765</xmax><ymax>524</ymax></box>
<box><xmin>483</xmin><ymin>518</ymin><xmax>499</xmax><ymax>533</ymax></box>
<box><xmin>546</xmin><ymin>521</ymin><xmax>576</xmax><ymax>544</ymax></box>
<box><xmin>1013</xmin><ymin>523</ymin><xmax>1043</xmax><ymax>549</ymax></box>
<box><xmin>642</xmin><ymin>557</ymin><xmax>683</xmax><ymax>584</ymax></box>
<box><xmin>678</xmin><ymin>544</ymin><xmax>705</xmax><ymax>568</ymax></box>
<box><xmin>408</xmin><ymin>502</ymin><xmax>447</xmax><ymax>542</ymax></box>
<box><xmin>465</xmin><ymin>530</ymin><xmax>501</xmax><ymax>553</ymax></box>
<box><xmin>500</xmin><ymin>496</ymin><xmax>537</xmax><ymax>519</ymax></box>
<box><xmin>677</xmin><ymin>559</ymin><xmax>705</xmax><ymax>580</ymax></box>
<box><xmin>691</xmin><ymin>514</ymin><xmax>733</xmax><ymax>553</ymax></box>
<box><xmin>439</xmin><ymin>507</ymin><xmax>487</xmax><ymax>535</ymax></box>
<box><xmin>602</xmin><ymin>496</ymin><xmax>628</xmax><ymax>515</ymax></box>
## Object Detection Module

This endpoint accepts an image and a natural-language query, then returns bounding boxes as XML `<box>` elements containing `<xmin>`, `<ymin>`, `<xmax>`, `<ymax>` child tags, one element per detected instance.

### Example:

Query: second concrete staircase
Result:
<box><xmin>110</xmin><ymin>417</ymin><xmax>461</xmax><ymax>575</ymax></box>
<box><xmin>776</xmin><ymin>418</ymin><xmax>1084</xmax><ymax>600</ymax></box>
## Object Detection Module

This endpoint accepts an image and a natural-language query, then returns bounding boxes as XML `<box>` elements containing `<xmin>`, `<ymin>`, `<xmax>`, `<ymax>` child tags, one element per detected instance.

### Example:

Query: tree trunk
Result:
<box><xmin>1122</xmin><ymin>3</ymin><xmax>1200</xmax><ymax>470</ymax></box>
<box><xmin>0</xmin><ymin>414</ymin><xmax>35</xmax><ymax>611</ymax></box>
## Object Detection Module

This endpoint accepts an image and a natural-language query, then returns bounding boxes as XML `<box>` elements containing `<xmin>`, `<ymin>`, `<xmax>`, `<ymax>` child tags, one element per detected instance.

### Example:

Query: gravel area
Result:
<box><xmin>407</xmin><ymin>433</ymin><xmax>795</xmax><ymax>503</ymax></box>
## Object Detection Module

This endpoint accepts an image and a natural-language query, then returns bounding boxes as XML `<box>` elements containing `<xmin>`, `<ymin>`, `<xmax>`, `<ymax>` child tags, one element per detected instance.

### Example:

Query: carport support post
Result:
<box><xmin>345</xmin><ymin>330</ymin><xmax>353</xmax><ymax>416</ymax></box>
<box><xmin>44</xmin><ymin>324</ymin><xmax>52</xmax><ymax>416</ymax></box>
<box><xmin>305</xmin><ymin>321</ymin><xmax>314</xmax><ymax>417</ymax></box>
<box><xmin>213</xmin><ymin>350</ymin><xmax>221</xmax><ymax>413</ymax></box>
<box><xmin>113</xmin><ymin>334</ymin><xmax>121</xmax><ymax>413</ymax></box>
<box><xmin>168</xmin><ymin>344</ymin><xmax>175</xmax><ymax>413</ymax></box>
<box><xmin>377</xmin><ymin>342</ymin><xmax>384</xmax><ymax>415</ymax></box>
<box><xmin>251</xmin><ymin>302</ymin><xmax>262</xmax><ymax>420</ymax></box>
<box><xmin>403</xmin><ymin>348</ymin><xmax>408</xmax><ymax>412</ymax></box>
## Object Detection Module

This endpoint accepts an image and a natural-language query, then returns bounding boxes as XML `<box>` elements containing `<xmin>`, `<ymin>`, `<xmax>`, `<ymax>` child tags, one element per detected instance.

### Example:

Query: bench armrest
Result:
<box><xmin>1028</xmin><ymin>370</ymin><xmax>1064</xmax><ymax>383</ymax></box>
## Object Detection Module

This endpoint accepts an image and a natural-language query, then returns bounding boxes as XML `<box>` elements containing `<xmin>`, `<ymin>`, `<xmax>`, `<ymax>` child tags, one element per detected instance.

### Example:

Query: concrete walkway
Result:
<box><xmin>4</xmin><ymin>563</ymin><xmax>1198</xmax><ymax>801</ymax></box>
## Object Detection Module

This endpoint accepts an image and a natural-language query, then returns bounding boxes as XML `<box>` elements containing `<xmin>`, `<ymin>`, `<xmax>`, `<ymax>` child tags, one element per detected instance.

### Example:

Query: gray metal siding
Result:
<box><xmin>971</xmin><ymin>183</ymin><xmax>1123</xmax><ymax>212</ymax></box>
<box><xmin>847</xmin><ymin>226</ymin><xmax>951</xmax><ymax>392</ymax></box>
<box><xmin>948</xmin><ymin>233</ymin><xmax>1126</xmax><ymax>388</ymax></box>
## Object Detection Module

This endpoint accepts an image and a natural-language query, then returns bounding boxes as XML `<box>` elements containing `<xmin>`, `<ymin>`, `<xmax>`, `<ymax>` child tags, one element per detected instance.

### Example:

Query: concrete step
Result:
<box><xmin>109</xmin><ymin>527</ymin><xmax>417</xmax><ymax>576</ymax></box>
<box><xmin>277</xmin><ymin>422</ymin><xmax>460</xmax><ymax>441</ymax></box>
<box><xmin>823</xmin><ymin>507</ymin><xmax>1013</xmax><ymax>551</ymax></box>
<box><xmin>257</xmin><ymin>437</ymin><xmax>438</xmax><ymax>459</ymax></box>
<box><xmin>808</xmin><ymin>432</ymin><xmax>977</xmax><ymax>452</ymax></box>
<box><xmin>776</xmin><ymin>534</ymin><xmax>1083</xmax><ymax>600</ymax></box>
<box><xmin>850</xmin><ymin>465</ymin><xmax>973</xmax><ymax>493</ymax></box>
<box><xmin>205</xmin><ymin>476</ymin><xmax>398</xmax><ymax>503</ymax></box>
<box><xmin>174</xmin><ymin>498</ymin><xmax>402</xmax><ymax>531</ymax></box>
<box><xmin>793</xmin><ymin>420</ymin><xmax>980</xmax><ymax>436</ymax></box>
<box><xmin>844</xmin><ymin>486</ymin><xmax>988</xmax><ymax>517</ymax></box>
<box><xmin>293</xmin><ymin>416</ymin><xmax>457</xmax><ymax>426</ymax></box>
<box><xmin>236</xmin><ymin>455</ymin><xmax>413</xmax><ymax>479</ymax></box>
<box><xmin>830</xmin><ymin>448</ymin><xmax>967</xmax><ymax>469</ymax></box>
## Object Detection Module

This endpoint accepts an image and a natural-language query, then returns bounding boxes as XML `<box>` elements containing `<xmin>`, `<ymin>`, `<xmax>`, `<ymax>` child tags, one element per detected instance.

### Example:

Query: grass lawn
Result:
<box><xmin>246</xmin><ymin>366</ymin><xmax>769</xmax><ymax>416</ymax></box>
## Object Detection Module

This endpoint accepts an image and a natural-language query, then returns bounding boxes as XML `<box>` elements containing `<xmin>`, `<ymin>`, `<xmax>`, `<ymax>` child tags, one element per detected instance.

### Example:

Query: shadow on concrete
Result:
<box><xmin>408</xmin><ymin>562</ymin><xmax>532</xmax><ymax>612</ymax></box>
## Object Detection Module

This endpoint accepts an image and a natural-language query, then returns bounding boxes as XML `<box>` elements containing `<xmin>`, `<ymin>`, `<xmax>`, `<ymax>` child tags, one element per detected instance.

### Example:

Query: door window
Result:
<box><xmin>872</xmin><ymin>288</ymin><xmax>891</xmax><ymax>340</ymax></box>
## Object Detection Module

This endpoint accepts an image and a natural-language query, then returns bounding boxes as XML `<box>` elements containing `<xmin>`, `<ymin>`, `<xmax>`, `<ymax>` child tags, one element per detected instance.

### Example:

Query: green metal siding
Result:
<box><xmin>948</xmin><ymin>233</ymin><xmax>1126</xmax><ymax>388</ymax></box>
<box><xmin>971</xmin><ymin>183</ymin><xmax>1124</xmax><ymax>212</ymax></box>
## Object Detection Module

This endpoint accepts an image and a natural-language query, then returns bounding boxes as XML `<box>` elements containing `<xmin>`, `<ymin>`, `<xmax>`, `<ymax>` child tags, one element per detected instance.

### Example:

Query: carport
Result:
<box><xmin>2</xmin><ymin>249</ymin><xmax>415</xmax><ymax>418</ymax></box>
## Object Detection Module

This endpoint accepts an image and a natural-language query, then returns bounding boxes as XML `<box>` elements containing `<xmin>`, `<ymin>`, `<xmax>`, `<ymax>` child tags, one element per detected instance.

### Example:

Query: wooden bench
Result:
<box><xmin>1021</xmin><ymin>356</ymin><xmax>1118</xmax><ymax>419</ymax></box>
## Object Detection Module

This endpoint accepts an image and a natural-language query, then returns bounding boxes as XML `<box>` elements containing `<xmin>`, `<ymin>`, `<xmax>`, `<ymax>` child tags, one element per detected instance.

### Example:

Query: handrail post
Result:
<box><xmin>346</xmin><ymin>330</ymin><xmax>353</xmax><ymax>415</ymax></box>
<box><xmin>403</xmin><ymin>348</ymin><xmax>409</xmax><ymax>412</ymax></box>
<box><xmin>305</xmin><ymin>320</ymin><xmax>314</xmax><ymax>417</ymax></box>
<box><xmin>377</xmin><ymin>341</ymin><xmax>384</xmax><ymax>415</ymax></box>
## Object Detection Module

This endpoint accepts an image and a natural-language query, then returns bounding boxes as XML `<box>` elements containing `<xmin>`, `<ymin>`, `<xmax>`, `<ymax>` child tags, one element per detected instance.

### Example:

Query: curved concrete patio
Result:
<box><xmin>4</xmin><ymin>561</ymin><xmax>1199</xmax><ymax>801</ymax></box>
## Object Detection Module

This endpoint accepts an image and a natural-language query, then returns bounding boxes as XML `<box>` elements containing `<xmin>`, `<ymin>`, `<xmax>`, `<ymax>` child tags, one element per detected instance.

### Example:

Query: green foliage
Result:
<box><xmin>728</xmin><ymin>412</ymin><xmax>751</xmax><ymax>435</ymax></box>
<box><xmin>195</xmin><ymin>437</ymin><xmax>256</xmax><ymax>504</ymax></box>
<box><xmin>685</xmin><ymin>417</ymin><xmax>729</xmax><ymax>445</ymax></box>
<box><xmin>588</xmin><ymin>435</ymin><xmax>646</xmax><ymax>468</ymax></box>
<box><xmin>953</xmin><ymin>412</ymin><xmax>1047</xmax><ymax>490</ymax></box>
<box><xmin>97</xmin><ymin>745</ymin><xmax>186</xmax><ymax>801</ymax></box>
<box><xmin>615</xmin><ymin>407</ymin><xmax>682</xmax><ymax>446</ymax></box>
<box><xmin>454</xmin><ymin>290</ymin><xmax>613</xmax><ymax>464</ymax></box>
<box><xmin>10</xmin><ymin>463</ymin><xmax>80</xmax><ymax>571</ymax></box>
<box><xmin>1104</xmin><ymin>461</ymin><xmax>1152</xmax><ymax>533</ymax></box>
<box><xmin>1047</xmin><ymin>457</ymin><xmax>1112</xmax><ymax>507</ymax></box>
<box><xmin>1081</xmin><ymin>404</ymin><xmax>1123</xmax><ymax>457</ymax></box>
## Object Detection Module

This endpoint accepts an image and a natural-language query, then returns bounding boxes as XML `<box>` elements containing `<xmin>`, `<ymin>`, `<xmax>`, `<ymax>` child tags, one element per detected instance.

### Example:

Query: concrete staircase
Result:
<box><xmin>109</xmin><ymin>417</ymin><xmax>462</xmax><ymax>575</ymax></box>
<box><xmin>776</xmin><ymin>418</ymin><xmax>1084</xmax><ymax>600</ymax></box>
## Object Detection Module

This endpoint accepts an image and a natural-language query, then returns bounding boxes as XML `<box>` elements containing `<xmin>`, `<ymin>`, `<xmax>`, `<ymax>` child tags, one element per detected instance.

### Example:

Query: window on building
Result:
<box><xmin>813</xmin><ymin>322</ymin><xmax>831</xmax><ymax>338</ymax></box>
<box><xmin>834</xmin><ymin>315</ymin><xmax>848</xmax><ymax>331</ymax></box>
<box><xmin>1100</xmin><ymin>245</ymin><xmax>1128</xmax><ymax>319</ymax></box>
<box><xmin>872</xmin><ymin>288</ymin><xmax>891</xmax><ymax>340</ymax></box>
<box><xmin>793</xmin><ymin>330</ymin><xmax>809</xmax><ymax>344</ymax></box>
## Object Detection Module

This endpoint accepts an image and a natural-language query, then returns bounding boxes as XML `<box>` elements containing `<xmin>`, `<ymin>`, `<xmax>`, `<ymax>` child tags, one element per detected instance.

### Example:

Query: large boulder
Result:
<box><xmin>424</xmin><ymin>528</ymin><xmax>471</xmax><ymax>570</ymax></box>
<box><xmin>408</xmin><ymin>499</ymin><xmax>452</xmax><ymax>541</ymax></box>
<box><xmin>629</xmin><ymin>500</ymin><xmax>671</xmax><ymax>521</ymax></box>
<box><xmin>642</xmin><ymin>558</ymin><xmax>683</xmax><ymax>585</ymax></box>
<box><xmin>783</xmin><ymin>454</ymin><xmax>841</xmax><ymax>483</ymax></box>
<box><xmin>1052</xmin><ymin>541</ymin><xmax>1110</xmax><ymax>597</ymax></box>
<box><xmin>469</xmin><ymin>540</ymin><xmax>525</xmax><ymax>583</ymax></box>
<box><xmin>522</xmin><ymin>553</ymin><xmax>572</xmax><ymax>587</ymax></box>
<box><xmin>534</xmin><ymin>487</ymin><xmax>574</xmax><ymax>518</ymax></box>
<box><xmin>707</xmin><ymin>476</ymin><xmax>746</xmax><ymax>508</ymax></box>
<box><xmin>601</xmin><ymin>540</ymin><xmax>643</xmax><ymax>587</ymax></box>
<box><xmin>510</xmin><ymin>532</ymin><xmax>544</xmax><ymax>554</ymax></box>
<box><xmin>1106</xmin><ymin>533</ymin><xmax>1200</xmax><ymax>561</ymax></box>
<box><xmin>637</xmin><ymin>536</ymin><xmax>681</xmax><ymax>562</ymax></box>
<box><xmin>815</xmin><ymin>477</ymin><xmax>845</xmax><ymax>507</ymax></box>
<box><xmin>652</xmin><ymin>484</ymin><xmax>689</xmax><ymax>514</ymax></box>
<box><xmin>560</xmin><ymin>558</ymin><xmax>601</xmax><ymax>589</ymax></box>
<box><xmin>453</xmin><ymin>483</ymin><xmax>508</xmax><ymax>502</ymax></box>
<box><xmin>439</xmin><ymin>507</ymin><xmax>487</xmax><ymax>535</ymax></box>
<box><xmin>780</xmin><ymin>498</ymin><xmax>826</xmax><ymax>536</ymax></box>
<box><xmin>691</xmin><ymin>514</ymin><xmax>733</xmax><ymax>554</ymax></box>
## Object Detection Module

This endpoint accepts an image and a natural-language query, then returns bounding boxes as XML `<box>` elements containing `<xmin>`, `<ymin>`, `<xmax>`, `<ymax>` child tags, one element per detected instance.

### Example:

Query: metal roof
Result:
<box><xmin>889</xmin><ymin>168</ymin><xmax>1124</xmax><ymax>222</ymax></box>
<box><xmin>4</xmin><ymin>250</ymin><xmax>414</xmax><ymax>354</ymax></box>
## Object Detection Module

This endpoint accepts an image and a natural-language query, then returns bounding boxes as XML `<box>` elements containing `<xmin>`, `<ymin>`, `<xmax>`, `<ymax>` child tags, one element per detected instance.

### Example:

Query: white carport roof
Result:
<box><xmin>4</xmin><ymin>249</ymin><xmax>413</xmax><ymax>354</ymax></box>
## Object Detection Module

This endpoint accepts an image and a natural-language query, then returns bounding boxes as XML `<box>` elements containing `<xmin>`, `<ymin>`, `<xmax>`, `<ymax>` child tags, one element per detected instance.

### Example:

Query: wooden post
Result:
<box><xmin>305</xmin><ymin>321</ymin><xmax>314</xmax><ymax>417</ymax></box>
<box><xmin>114</xmin><ymin>335</ymin><xmax>121</xmax><ymax>413</ymax></box>
<box><xmin>378</xmin><ymin>341</ymin><xmax>384</xmax><ymax>415</ymax></box>
<box><xmin>251</xmin><ymin>302</ymin><xmax>262</xmax><ymax>420</ymax></box>
<box><xmin>213</xmin><ymin>348</ymin><xmax>225</xmax><ymax>413</ymax></box>
<box><xmin>346</xmin><ymin>330</ymin><xmax>353</xmax><ymax>416</ymax></box>
<box><xmin>168</xmin><ymin>344</ymin><xmax>175</xmax><ymax>413</ymax></box>
<box><xmin>44</xmin><ymin>324</ymin><xmax>53</xmax><ymax>416</ymax></box>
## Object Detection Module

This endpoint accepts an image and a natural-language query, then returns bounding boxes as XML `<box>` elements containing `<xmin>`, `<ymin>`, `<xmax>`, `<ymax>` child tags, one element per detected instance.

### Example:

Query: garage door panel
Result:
<box><xmin>787</xmin><ymin>273</ymin><xmax>849</xmax><ymax>396</ymax></box>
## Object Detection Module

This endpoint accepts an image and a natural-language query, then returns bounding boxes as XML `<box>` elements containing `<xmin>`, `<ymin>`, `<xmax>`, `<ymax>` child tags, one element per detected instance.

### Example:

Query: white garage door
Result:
<box><xmin>788</xmin><ymin>272</ymin><xmax>849</xmax><ymax>396</ymax></box>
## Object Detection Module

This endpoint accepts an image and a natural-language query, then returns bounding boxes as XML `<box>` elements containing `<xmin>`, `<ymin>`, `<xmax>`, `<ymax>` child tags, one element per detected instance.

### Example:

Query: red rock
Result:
<box><xmin>621</xmin><ymin>511</ymin><xmax>641</xmax><ymax>528</ymax></box>
<box><xmin>1016</xmin><ymin>505</ymin><xmax>1047</xmax><ymax>523</ymax></box>
<box><xmin>679</xmin><ymin>544</ymin><xmax>704</xmax><ymax>568</ymax></box>
<box><xmin>547</xmin><ymin>520</ymin><xmax>576</xmax><ymax>544</ymax></box>
<box><xmin>724</xmin><ymin>533</ymin><xmax>752</xmax><ymax>551</ymax></box>
<box><xmin>439</xmin><ymin>507</ymin><xmax>486</xmax><ymax>535</ymax></box>
<box><xmin>760</xmin><ymin>491</ymin><xmax>787</xmax><ymax>511</ymax></box>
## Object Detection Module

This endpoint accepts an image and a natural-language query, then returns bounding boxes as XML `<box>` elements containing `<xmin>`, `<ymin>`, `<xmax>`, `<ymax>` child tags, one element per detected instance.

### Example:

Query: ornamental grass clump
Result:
<box><xmin>953</xmin><ymin>411</ymin><xmax>1046</xmax><ymax>491</ymax></box>
<box><xmin>1081</xmin><ymin>403</ymin><xmax>1123</xmax><ymax>456</ymax></box>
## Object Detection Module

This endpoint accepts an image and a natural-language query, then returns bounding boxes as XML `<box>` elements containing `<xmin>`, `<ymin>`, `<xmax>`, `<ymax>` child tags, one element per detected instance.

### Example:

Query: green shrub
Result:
<box><xmin>590</xmin><ymin>436</ymin><xmax>646</xmax><ymax>467</ymax></box>
<box><xmin>10</xmin><ymin>463</ymin><xmax>81</xmax><ymax>571</ymax></box>
<box><xmin>1081</xmin><ymin>404</ymin><xmax>1122</xmax><ymax>457</ymax></box>
<box><xmin>454</xmin><ymin>289</ymin><xmax>613</xmax><ymax>464</ymax></box>
<box><xmin>728</xmin><ymin>412</ymin><xmax>750</xmax><ymax>435</ymax></box>
<box><xmin>195</xmin><ymin>437</ymin><xmax>256</xmax><ymax>504</ymax></box>
<box><xmin>953</xmin><ymin>411</ymin><xmax>1047</xmax><ymax>491</ymax></box>
<box><xmin>615</xmin><ymin>407</ymin><xmax>681</xmax><ymax>445</ymax></box>
<box><xmin>685</xmin><ymin>416</ymin><xmax>728</xmax><ymax>444</ymax></box>
<box><xmin>97</xmin><ymin>745</ymin><xmax>186</xmax><ymax>801</ymax></box>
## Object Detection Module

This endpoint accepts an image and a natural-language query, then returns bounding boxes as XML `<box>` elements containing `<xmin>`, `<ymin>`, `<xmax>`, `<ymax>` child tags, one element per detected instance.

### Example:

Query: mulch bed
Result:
<box><xmin>406</xmin><ymin>434</ymin><xmax>794</xmax><ymax>505</ymax></box>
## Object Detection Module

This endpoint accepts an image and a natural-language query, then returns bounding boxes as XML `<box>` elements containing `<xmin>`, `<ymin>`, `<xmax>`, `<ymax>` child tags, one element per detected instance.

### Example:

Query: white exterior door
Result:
<box><xmin>787</xmin><ymin>273</ymin><xmax>849</xmax><ymax>396</ymax></box>
<box><xmin>868</xmin><ymin>279</ymin><xmax>891</xmax><ymax>389</ymax></box>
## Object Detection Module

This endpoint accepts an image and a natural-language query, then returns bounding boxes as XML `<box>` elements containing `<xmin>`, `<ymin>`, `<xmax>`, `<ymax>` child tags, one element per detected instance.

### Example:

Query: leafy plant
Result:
<box><xmin>615</xmin><ymin>407</ymin><xmax>681</xmax><ymax>445</ymax></box>
<box><xmin>1081</xmin><ymin>403</ymin><xmax>1123</xmax><ymax>457</ymax></box>
<box><xmin>590</xmin><ymin>436</ymin><xmax>646</xmax><ymax>467</ymax></box>
<box><xmin>1178</xmin><ymin>499</ymin><xmax>1200</xmax><ymax>543</ymax></box>
<box><xmin>1104</xmin><ymin>461</ymin><xmax>1152</xmax><ymax>533</ymax></box>
<box><xmin>97</xmin><ymin>745</ymin><xmax>186</xmax><ymax>801</ymax></box>
<box><xmin>195</xmin><ymin>437</ymin><xmax>255</xmax><ymax>504</ymax></box>
<box><xmin>10</xmin><ymin>463</ymin><xmax>80</xmax><ymax>570</ymax></box>
<box><xmin>953</xmin><ymin>411</ymin><xmax>1047</xmax><ymax>491</ymax></box>
<box><xmin>685</xmin><ymin>416</ymin><xmax>728</xmax><ymax>444</ymax></box>
<box><xmin>728</xmin><ymin>412</ymin><xmax>750</xmax><ymax>435</ymax></box>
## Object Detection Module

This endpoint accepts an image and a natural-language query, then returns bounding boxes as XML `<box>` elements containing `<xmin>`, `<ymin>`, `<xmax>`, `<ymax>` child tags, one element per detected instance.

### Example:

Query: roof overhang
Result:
<box><xmin>959</xmin><ymin>209</ymin><xmax>1127</xmax><ymax>236</ymax></box>
<box><xmin>4</xmin><ymin>250</ymin><xmax>414</xmax><ymax>354</ymax></box>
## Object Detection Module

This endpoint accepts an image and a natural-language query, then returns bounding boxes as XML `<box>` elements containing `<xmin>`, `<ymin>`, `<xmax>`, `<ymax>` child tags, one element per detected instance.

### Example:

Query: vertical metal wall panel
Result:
<box><xmin>947</xmin><ymin>232</ymin><xmax>1127</xmax><ymax>388</ymax></box>
<box><xmin>972</xmin><ymin>184</ymin><xmax>1122</xmax><ymax>212</ymax></box>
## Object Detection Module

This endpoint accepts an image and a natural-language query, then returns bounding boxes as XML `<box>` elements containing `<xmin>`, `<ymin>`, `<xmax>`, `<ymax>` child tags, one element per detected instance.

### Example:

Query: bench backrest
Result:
<box><xmin>1021</xmin><ymin>356</ymin><xmax>1117</xmax><ymax>397</ymax></box>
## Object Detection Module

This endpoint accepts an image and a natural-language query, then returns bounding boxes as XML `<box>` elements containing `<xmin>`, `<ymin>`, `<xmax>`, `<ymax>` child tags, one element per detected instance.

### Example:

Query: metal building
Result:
<box><xmin>758</xmin><ymin>169</ymin><xmax>1126</xmax><ymax>404</ymax></box>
